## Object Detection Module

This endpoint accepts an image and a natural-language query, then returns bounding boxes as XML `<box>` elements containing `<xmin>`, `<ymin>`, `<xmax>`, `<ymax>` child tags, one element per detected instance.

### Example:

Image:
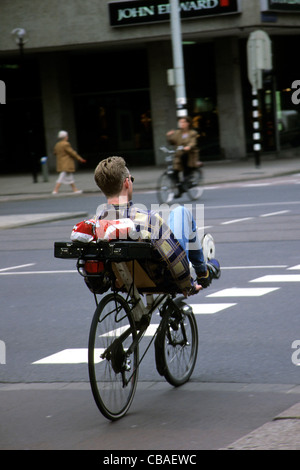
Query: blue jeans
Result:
<box><xmin>168</xmin><ymin>206</ymin><xmax>207</xmax><ymax>275</ymax></box>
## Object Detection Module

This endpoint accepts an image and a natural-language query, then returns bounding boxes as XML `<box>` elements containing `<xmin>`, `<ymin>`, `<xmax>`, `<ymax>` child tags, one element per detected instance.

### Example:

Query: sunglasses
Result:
<box><xmin>127</xmin><ymin>175</ymin><xmax>134</xmax><ymax>183</ymax></box>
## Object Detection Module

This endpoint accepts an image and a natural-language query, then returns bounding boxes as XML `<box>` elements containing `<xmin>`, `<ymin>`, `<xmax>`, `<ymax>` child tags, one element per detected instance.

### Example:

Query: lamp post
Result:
<box><xmin>169</xmin><ymin>0</ymin><xmax>188</xmax><ymax>118</ymax></box>
<box><xmin>11</xmin><ymin>28</ymin><xmax>27</xmax><ymax>61</ymax></box>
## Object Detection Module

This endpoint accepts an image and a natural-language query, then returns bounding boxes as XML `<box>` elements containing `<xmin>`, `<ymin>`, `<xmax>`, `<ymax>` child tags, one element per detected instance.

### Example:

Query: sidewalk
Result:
<box><xmin>223</xmin><ymin>402</ymin><xmax>300</xmax><ymax>450</ymax></box>
<box><xmin>1</xmin><ymin>151</ymin><xmax>300</xmax><ymax>201</ymax></box>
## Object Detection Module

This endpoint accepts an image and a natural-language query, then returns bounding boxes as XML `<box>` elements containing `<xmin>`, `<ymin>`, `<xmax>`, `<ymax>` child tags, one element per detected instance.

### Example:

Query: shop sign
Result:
<box><xmin>261</xmin><ymin>0</ymin><xmax>300</xmax><ymax>13</ymax></box>
<box><xmin>108</xmin><ymin>0</ymin><xmax>241</xmax><ymax>27</ymax></box>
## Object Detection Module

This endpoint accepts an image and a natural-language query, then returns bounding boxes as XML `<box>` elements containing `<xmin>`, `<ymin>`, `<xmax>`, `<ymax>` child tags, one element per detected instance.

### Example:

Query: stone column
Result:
<box><xmin>215</xmin><ymin>37</ymin><xmax>246</xmax><ymax>160</ymax></box>
<box><xmin>148</xmin><ymin>42</ymin><xmax>177</xmax><ymax>166</ymax></box>
<box><xmin>39</xmin><ymin>53</ymin><xmax>77</xmax><ymax>171</ymax></box>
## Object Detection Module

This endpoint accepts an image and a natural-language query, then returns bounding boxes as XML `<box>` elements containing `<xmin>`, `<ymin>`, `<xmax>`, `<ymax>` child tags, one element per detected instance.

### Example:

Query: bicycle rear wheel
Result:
<box><xmin>155</xmin><ymin>300</ymin><xmax>198</xmax><ymax>386</ymax></box>
<box><xmin>157</xmin><ymin>172</ymin><xmax>176</xmax><ymax>204</ymax></box>
<box><xmin>186</xmin><ymin>168</ymin><xmax>204</xmax><ymax>201</ymax></box>
<box><xmin>88</xmin><ymin>293</ymin><xmax>138</xmax><ymax>420</ymax></box>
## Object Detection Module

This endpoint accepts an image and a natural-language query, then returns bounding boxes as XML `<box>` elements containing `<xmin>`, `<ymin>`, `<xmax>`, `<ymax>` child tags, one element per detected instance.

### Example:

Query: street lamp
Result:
<box><xmin>169</xmin><ymin>0</ymin><xmax>188</xmax><ymax>118</ymax></box>
<box><xmin>11</xmin><ymin>28</ymin><xmax>28</xmax><ymax>60</ymax></box>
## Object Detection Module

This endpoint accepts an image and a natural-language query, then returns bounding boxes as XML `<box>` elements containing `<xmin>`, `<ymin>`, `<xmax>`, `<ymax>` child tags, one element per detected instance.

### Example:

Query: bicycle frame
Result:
<box><xmin>98</xmin><ymin>260</ymin><xmax>171</xmax><ymax>387</ymax></box>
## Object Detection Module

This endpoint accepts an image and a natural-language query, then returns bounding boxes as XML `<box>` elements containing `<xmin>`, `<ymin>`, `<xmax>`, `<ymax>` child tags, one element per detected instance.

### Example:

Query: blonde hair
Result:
<box><xmin>94</xmin><ymin>156</ymin><xmax>129</xmax><ymax>197</ymax></box>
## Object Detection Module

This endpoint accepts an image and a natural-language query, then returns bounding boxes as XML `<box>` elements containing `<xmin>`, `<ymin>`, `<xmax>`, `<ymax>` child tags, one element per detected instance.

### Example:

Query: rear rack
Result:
<box><xmin>54</xmin><ymin>240</ymin><xmax>153</xmax><ymax>262</ymax></box>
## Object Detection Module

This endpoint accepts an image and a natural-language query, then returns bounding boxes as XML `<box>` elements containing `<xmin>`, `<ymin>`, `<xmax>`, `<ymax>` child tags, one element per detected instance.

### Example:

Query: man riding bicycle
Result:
<box><xmin>71</xmin><ymin>156</ymin><xmax>220</xmax><ymax>297</ymax></box>
<box><xmin>166</xmin><ymin>116</ymin><xmax>203</xmax><ymax>198</ymax></box>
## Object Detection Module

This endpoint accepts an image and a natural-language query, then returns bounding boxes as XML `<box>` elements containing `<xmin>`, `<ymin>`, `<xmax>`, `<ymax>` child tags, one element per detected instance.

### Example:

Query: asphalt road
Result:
<box><xmin>0</xmin><ymin>178</ymin><xmax>300</xmax><ymax>450</ymax></box>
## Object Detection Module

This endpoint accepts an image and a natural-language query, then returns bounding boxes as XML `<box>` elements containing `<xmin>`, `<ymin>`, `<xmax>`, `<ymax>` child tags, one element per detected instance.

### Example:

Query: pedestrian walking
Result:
<box><xmin>52</xmin><ymin>130</ymin><xmax>86</xmax><ymax>194</ymax></box>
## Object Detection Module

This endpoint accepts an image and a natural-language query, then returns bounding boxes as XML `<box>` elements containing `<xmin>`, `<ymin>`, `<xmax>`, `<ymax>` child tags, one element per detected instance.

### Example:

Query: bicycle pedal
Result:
<box><xmin>135</xmin><ymin>314</ymin><xmax>150</xmax><ymax>331</ymax></box>
<box><xmin>169</xmin><ymin>320</ymin><xmax>179</xmax><ymax>331</ymax></box>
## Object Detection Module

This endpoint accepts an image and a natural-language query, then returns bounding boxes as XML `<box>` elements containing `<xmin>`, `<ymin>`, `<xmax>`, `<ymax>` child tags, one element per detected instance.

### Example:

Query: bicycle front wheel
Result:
<box><xmin>157</xmin><ymin>172</ymin><xmax>176</xmax><ymax>204</ymax></box>
<box><xmin>88</xmin><ymin>293</ymin><xmax>138</xmax><ymax>420</ymax></box>
<box><xmin>186</xmin><ymin>168</ymin><xmax>204</xmax><ymax>201</ymax></box>
<box><xmin>155</xmin><ymin>301</ymin><xmax>198</xmax><ymax>386</ymax></box>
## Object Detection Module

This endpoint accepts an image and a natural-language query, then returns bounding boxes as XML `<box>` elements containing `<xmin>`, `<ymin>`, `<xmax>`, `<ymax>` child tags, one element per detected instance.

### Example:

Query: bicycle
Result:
<box><xmin>157</xmin><ymin>146</ymin><xmax>204</xmax><ymax>204</ymax></box>
<box><xmin>54</xmin><ymin>236</ymin><xmax>213</xmax><ymax>421</ymax></box>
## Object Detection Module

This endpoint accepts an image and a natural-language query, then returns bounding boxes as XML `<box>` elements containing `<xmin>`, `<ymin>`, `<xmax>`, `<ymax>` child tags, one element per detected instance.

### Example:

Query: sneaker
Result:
<box><xmin>73</xmin><ymin>190</ymin><xmax>83</xmax><ymax>194</ymax></box>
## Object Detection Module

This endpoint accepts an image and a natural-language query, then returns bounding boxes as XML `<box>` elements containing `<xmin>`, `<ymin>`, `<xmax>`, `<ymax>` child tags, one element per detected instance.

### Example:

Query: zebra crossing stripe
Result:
<box><xmin>191</xmin><ymin>303</ymin><xmax>236</xmax><ymax>314</ymax></box>
<box><xmin>32</xmin><ymin>276</ymin><xmax>290</xmax><ymax>366</ymax></box>
<box><xmin>288</xmin><ymin>265</ymin><xmax>300</xmax><ymax>270</ymax></box>
<box><xmin>250</xmin><ymin>275</ymin><xmax>300</xmax><ymax>283</ymax></box>
<box><xmin>207</xmin><ymin>287</ymin><xmax>279</xmax><ymax>297</ymax></box>
<box><xmin>32</xmin><ymin>349</ymin><xmax>104</xmax><ymax>364</ymax></box>
<box><xmin>32</xmin><ymin>303</ymin><xmax>238</xmax><ymax>364</ymax></box>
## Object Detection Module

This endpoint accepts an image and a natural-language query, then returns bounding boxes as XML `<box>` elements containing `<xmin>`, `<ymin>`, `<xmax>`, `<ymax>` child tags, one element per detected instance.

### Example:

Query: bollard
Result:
<box><xmin>40</xmin><ymin>156</ymin><xmax>49</xmax><ymax>182</ymax></box>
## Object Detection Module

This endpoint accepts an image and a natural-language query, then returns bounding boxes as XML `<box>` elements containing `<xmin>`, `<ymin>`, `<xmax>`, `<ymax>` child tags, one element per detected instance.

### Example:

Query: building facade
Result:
<box><xmin>0</xmin><ymin>0</ymin><xmax>300</xmax><ymax>173</ymax></box>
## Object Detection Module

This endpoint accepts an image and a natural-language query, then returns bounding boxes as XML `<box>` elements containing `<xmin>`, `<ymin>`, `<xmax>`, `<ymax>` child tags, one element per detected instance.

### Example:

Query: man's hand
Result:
<box><xmin>183</xmin><ymin>282</ymin><xmax>203</xmax><ymax>298</ymax></box>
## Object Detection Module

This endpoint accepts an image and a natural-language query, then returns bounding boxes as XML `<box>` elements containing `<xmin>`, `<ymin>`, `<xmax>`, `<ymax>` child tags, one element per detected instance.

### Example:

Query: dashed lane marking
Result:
<box><xmin>260</xmin><ymin>210</ymin><xmax>290</xmax><ymax>218</ymax></box>
<box><xmin>221</xmin><ymin>217</ymin><xmax>254</xmax><ymax>225</ymax></box>
<box><xmin>0</xmin><ymin>263</ymin><xmax>35</xmax><ymax>272</ymax></box>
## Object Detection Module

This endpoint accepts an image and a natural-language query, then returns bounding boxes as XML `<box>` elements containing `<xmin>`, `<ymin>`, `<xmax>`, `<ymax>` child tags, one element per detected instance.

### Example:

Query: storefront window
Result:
<box><xmin>184</xmin><ymin>43</ymin><xmax>220</xmax><ymax>159</ymax></box>
<box><xmin>70</xmin><ymin>50</ymin><xmax>154</xmax><ymax>166</ymax></box>
<box><xmin>0</xmin><ymin>60</ymin><xmax>45</xmax><ymax>173</ymax></box>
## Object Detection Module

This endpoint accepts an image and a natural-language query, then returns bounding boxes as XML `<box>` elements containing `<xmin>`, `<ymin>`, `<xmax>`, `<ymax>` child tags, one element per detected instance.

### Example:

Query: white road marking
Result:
<box><xmin>243</xmin><ymin>183</ymin><xmax>272</xmax><ymax>187</ymax></box>
<box><xmin>260</xmin><ymin>210</ymin><xmax>290</xmax><ymax>218</ymax></box>
<box><xmin>250</xmin><ymin>275</ymin><xmax>300</xmax><ymax>283</ymax></box>
<box><xmin>32</xmin><ymin>349</ymin><xmax>104</xmax><ymax>364</ymax></box>
<box><xmin>191</xmin><ymin>303</ymin><xmax>236</xmax><ymax>314</ymax></box>
<box><xmin>222</xmin><ymin>265</ymin><xmax>287</xmax><ymax>270</ymax></box>
<box><xmin>0</xmin><ymin>263</ymin><xmax>35</xmax><ymax>272</ymax></box>
<box><xmin>32</xmin><ymin>304</ymin><xmax>239</xmax><ymax>364</ymax></box>
<box><xmin>288</xmin><ymin>265</ymin><xmax>300</xmax><ymax>270</ymax></box>
<box><xmin>101</xmin><ymin>324</ymin><xmax>159</xmax><ymax>338</ymax></box>
<box><xmin>0</xmin><ymin>270</ymin><xmax>77</xmax><ymax>275</ymax></box>
<box><xmin>0</xmin><ymin>266</ymin><xmax>289</xmax><ymax>275</ymax></box>
<box><xmin>221</xmin><ymin>217</ymin><xmax>254</xmax><ymax>225</ymax></box>
<box><xmin>207</xmin><ymin>287</ymin><xmax>280</xmax><ymax>297</ymax></box>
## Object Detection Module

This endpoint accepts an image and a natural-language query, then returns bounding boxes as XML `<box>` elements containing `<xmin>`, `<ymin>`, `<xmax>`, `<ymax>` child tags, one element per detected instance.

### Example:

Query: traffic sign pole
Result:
<box><xmin>247</xmin><ymin>30</ymin><xmax>273</xmax><ymax>168</ymax></box>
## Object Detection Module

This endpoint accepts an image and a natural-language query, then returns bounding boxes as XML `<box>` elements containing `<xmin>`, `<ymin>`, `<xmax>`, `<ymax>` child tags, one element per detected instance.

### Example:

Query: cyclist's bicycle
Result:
<box><xmin>157</xmin><ymin>146</ymin><xmax>204</xmax><ymax>204</ymax></box>
<box><xmin>54</xmin><ymin>235</ymin><xmax>215</xmax><ymax>420</ymax></box>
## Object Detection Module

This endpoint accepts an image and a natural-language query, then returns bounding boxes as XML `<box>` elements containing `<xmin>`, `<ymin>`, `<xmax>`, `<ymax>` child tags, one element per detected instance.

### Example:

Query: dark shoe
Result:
<box><xmin>207</xmin><ymin>258</ymin><xmax>221</xmax><ymax>279</ymax></box>
<box><xmin>197</xmin><ymin>259</ymin><xmax>221</xmax><ymax>288</ymax></box>
<box><xmin>197</xmin><ymin>269</ymin><xmax>211</xmax><ymax>288</ymax></box>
